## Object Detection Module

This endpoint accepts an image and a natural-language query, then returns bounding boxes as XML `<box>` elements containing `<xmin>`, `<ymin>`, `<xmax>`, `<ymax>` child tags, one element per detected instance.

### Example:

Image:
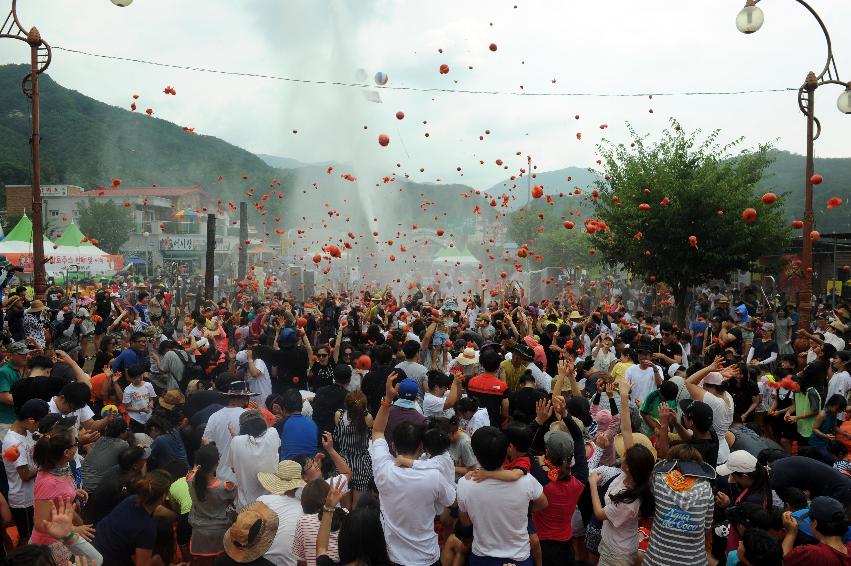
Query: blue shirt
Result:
<box><xmin>149</xmin><ymin>430</ymin><xmax>188</xmax><ymax>470</ymax></box>
<box><xmin>93</xmin><ymin>495</ymin><xmax>157</xmax><ymax>563</ymax></box>
<box><xmin>111</xmin><ymin>348</ymin><xmax>147</xmax><ymax>374</ymax></box>
<box><xmin>280</xmin><ymin>413</ymin><xmax>318</xmax><ymax>460</ymax></box>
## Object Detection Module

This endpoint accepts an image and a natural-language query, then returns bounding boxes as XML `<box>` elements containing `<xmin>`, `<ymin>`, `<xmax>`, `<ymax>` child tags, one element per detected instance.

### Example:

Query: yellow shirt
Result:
<box><xmin>611</xmin><ymin>361</ymin><xmax>634</xmax><ymax>384</ymax></box>
<box><xmin>500</xmin><ymin>359</ymin><xmax>527</xmax><ymax>392</ymax></box>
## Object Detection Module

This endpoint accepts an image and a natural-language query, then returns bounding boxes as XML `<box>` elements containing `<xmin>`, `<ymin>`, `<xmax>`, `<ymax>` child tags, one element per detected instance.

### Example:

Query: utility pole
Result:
<box><xmin>238</xmin><ymin>202</ymin><xmax>247</xmax><ymax>281</ymax></box>
<box><xmin>204</xmin><ymin>214</ymin><xmax>216</xmax><ymax>300</ymax></box>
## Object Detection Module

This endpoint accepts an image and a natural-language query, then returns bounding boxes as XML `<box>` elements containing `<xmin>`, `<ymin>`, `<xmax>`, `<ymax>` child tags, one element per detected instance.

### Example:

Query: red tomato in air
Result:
<box><xmin>378</xmin><ymin>134</ymin><xmax>390</xmax><ymax>147</ymax></box>
<box><xmin>396</xmin><ymin>111</ymin><xmax>405</xmax><ymax>120</ymax></box>
<box><xmin>436</xmin><ymin>228</ymin><xmax>445</xmax><ymax>236</ymax></box>
<box><xmin>439</xmin><ymin>64</ymin><xmax>449</xmax><ymax>74</ymax></box>
<box><xmin>563</xmin><ymin>221</ymin><xmax>575</xmax><ymax>230</ymax></box>
<box><xmin>638</xmin><ymin>203</ymin><xmax>650</xmax><ymax>211</ymax></box>
<box><xmin>792</xmin><ymin>220</ymin><xmax>804</xmax><ymax>229</ymax></box>
<box><xmin>761</xmin><ymin>192</ymin><xmax>777</xmax><ymax>205</ymax></box>
<box><xmin>531</xmin><ymin>185</ymin><xmax>544</xmax><ymax>199</ymax></box>
<box><xmin>489</xmin><ymin>43</ymin><xmax>497</xmax><ymax>51</ymax></box>
<box><xmin>810</xmin><ymin>174</ymin><xmax>823</xmax><ymax>185</ymax></box>
<box><xmin>312</xmin><ymin>254</ymin><xmax>321</xmax><ymax>264</ymax></box>
<box><xmin>742</xmin><ymin>208</ymin><xmax>757</xmax><ymax>223</ymax></box>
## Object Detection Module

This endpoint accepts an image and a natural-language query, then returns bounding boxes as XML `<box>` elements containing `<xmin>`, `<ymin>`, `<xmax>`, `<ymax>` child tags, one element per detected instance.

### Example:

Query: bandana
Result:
<box><xmin>665</xmin><ymin>469</ymin><xmax>697</xmax><ymax>491</ymax></box>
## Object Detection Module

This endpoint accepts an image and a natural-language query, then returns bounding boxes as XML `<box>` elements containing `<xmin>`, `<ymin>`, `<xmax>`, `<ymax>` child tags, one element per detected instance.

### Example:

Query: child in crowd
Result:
<box><xmin>808</xmin><ymin>394</ymin><xmax>847</xmax><ymax>464</ymax></box>
<box><xmin>123</xmin><ymin>364</ymin><xmax>157</xmax><ymax>433</ymax></box>
<box><xmin>455</xmin><ymin>396</ymin><xmax>490</xmax><ymax>435</ymax></box>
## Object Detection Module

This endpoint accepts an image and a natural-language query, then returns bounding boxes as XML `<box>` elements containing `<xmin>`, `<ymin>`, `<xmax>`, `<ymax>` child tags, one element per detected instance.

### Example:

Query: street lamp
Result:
<box><xmin>736</xmin><ymin>0</ymin><xmax>847</xmax><ymax>329</ymax></box>
<box><xmin>1</xmin><ymin>0</ymin><xmax>52</xmax><ymax>298</ymax></box>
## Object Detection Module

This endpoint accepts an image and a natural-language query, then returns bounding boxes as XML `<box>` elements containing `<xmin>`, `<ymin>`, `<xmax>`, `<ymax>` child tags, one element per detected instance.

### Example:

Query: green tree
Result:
<box><xmin>76</xmin><ymin>198</ymin><xmax>134</xmax><ymax>254</ymax></box>
<box><xmin>589</xmin><ymin>121</ymin><xmax>791</xmax><ymax>324</ymax></box>
<box><xmin>505</xmin><ymin>201</ymin><xmax>599</xmax><ymax>269</ymax></box>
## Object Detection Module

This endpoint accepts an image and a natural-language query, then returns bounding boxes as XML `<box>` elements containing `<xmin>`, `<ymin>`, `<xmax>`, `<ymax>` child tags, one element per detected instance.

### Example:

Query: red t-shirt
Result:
<box><xmin>505</xmin><ymin>455</ymin><xmax>531</xmax><ymax>474</ymax></box>
<box><xmin>784</xmin><ymin>542</ymin><xmax>851</xmax><ymax>566</ymax></box>
<box><xmin>531</xmin><ymin>476</ymin><xmax>585</xmax><ymax>541</ymax></box>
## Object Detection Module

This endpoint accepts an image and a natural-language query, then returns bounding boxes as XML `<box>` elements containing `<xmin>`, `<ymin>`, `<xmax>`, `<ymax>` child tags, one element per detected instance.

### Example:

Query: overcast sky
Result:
<box><xmin>2</xmin><ymin>0</ymin><xmax>850</xmax><ymax>191</ymax></box>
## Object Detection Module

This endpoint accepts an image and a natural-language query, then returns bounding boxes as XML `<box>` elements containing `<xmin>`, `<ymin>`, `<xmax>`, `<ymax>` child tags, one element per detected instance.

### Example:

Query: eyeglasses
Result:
<box><xmin>317</xmin><ymin>353</ymin><xmax>329</xmax><ymax>358</ymax></box>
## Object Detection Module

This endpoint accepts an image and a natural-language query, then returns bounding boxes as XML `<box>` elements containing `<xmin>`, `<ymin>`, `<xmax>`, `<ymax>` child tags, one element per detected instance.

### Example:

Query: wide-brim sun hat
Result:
<box><xmin>26</xmin><ymin>300</ymin><xmax>46</xmax><ymax>313</ymax></box>
<box><xmin>257</xmin><ymin>460</ymin><xmax>306</xmax><ymax>495</ymax></box>
<box><xmin>614</xmin><ymin>432</ymin><xmax>657</xmax><ymax>459</ymax></box>
<box><xmin>456</xmin><ymin>347</ymin><xmax>479</xmax><ymax>366</ymax></box>
<box><xmin>568</xmin><ymin>310</ymin><xmax>583</xmax><ymax>321</ymax></box>
<box><xmin>223</xmin><ymin>501</ymin><xmax>279</xmax><ymax>563</ymax></box>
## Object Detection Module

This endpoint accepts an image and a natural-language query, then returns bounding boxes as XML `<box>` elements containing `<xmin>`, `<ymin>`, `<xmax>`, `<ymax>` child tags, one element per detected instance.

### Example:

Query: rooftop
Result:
<box><xmin>75</xmin><ymin>186</ymin><xmax>209</xmax><ymax>198</ymax></box>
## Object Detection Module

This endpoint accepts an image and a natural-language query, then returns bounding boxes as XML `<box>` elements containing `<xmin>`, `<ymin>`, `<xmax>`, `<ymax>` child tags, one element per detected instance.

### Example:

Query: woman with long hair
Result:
<box><xmin>589</xmin><ymin>381</ymin><xmax>656</xmax><ymax>566</ymax></box>
<box><xmin>333</xmin><ymin>391</ymin><xmax>373</xmax><ymax>507</ymax></box>
<box><xmin>30</xmin><ymin>422</ymin><xmax>92</xmax><ymax>565</ymax></box>
<box><xmin>187</xmin><ymin>443</ymin><xmax>236</xmax><ymax>565</ymax></box>
<box><xmin>317</xmin><ymin>477</ymin><xmax>391</xmax><ymax>566</ymax></box>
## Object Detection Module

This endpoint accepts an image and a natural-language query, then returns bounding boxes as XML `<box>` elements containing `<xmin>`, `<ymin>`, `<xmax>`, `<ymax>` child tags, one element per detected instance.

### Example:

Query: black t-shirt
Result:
<box><xmin>539</xmin><ymin>333</ymin><xmax>559</xmax><ymax>377</ymax></box>
<box><xmin>508</xmin><ymin>387</ymin><xmax>547</xmax><ymax>424</ymax></box>
<box><xmin>312</xmin><ymin>383</ymin><xmax>349</xmax><ymax>434</ymax></box>
<box><xmin>309</xmin><ymin>363</ymin><xmax>335</xmax><ymax>391</ymax></box>
<box><xmin>362</xmin><ymin>367</ymin><xmax>397</xmax><ymax>417</ymax></box>
<box><xmin>689</xmin><ymin>431</ymin><xmax>720</xmax><ymax>469</ymax></box>
<box><xmin>184</xmin><ymin>389</ymin><xmax>227</xmax><ymax>419</ymax></box>
<box><xmin>215</xmin><ymin>555</ymin><xmax>274</xmax><ymax>566</ymax></box>
<box><xmin>650</xmin><ymin>339</ymin><xmax>682</xmax><ymax>372</ymax></box>
<box><xmin>752</xmin><ymin>338</ymin><xmax>779</xmax><ymax>363</ymax></box>
<box><xmin>11</xmin><ymin>375</ymin><xmax>70</xmax><ymax>413</ymax></box>
<box><xmin>274</xmin><ymin>347</ymin><xmax>309</xmax><ymax>390</ymax></box>
<box><xmin>771</xmin><ymin>456</ymin><xmax>851</xmax><ymax>504</ymax></box>
<box><xmin>727</xmin><ymin>378</ymin><xmax>761</xmax><ymax>422</ymax></box>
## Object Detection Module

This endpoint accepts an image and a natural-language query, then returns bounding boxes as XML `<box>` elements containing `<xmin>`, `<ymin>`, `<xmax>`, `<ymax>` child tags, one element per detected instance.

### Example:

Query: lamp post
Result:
<box><xmin>735</xmin><ymin>0</ymin><xmax>850</xmax><ymax>330</ymax></box>
<box><xmin>1</xmin><ymin>0</ymin><xmax>52</xmax><ymax>299</ymax></box>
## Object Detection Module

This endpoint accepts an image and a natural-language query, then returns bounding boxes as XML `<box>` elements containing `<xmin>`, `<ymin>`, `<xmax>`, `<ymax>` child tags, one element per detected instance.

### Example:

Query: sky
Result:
<box><xmin>2</xmin><ymin>0</ymin><xmax>850</xmax><ymax>192</ymax></box>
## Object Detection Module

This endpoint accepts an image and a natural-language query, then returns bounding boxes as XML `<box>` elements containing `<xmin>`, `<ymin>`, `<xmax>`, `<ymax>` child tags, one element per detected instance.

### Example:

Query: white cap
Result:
<box><xmin>235</xmin><ymin>350</ymin><xmax>248</xmax><ymax>364</ymax></box>
<box><xmin>195</xmin><ymin>337</ymin><xmax>210</xmax><ymax>349</ymax></box>
<box><xmin>716</xmin><ymin>450</ymin><xmax>758</xmax><ymax>476</ymax></box>
<box><xmin>667</xmin><ymin>363</ymin><xmax>681</xmax><ymax>378</ymax></box>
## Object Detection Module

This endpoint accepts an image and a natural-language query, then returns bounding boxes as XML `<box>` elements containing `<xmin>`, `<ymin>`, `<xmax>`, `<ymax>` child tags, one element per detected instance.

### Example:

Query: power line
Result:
<box><xmin>52</xmin><ymin>46</ymin><xmax>798</xmax><ymax>98</ymax></box>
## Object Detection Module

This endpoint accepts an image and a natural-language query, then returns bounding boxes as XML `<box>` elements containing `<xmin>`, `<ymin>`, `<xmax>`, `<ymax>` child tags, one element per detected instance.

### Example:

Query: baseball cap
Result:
<box><xmin>806</xmin><ymin>496</ymin><xmax>846</xmax><ymax>523</ymax></box>
<box><xmin>38</xmin><ymin>413</ymin><xmax>77</xmax><ymax>434</ymax></box>
<box><xmin>680</xmin><ymin>399</ymin><xmax>714</xmax><ymax>431</ymax></box>
<box><xmin>18</xmin><ymin>399</ymin><xmax>50</xmax><ymax>421</ymax></box>
<box><xmin>701</xmin><ymin>371</ymin><xmax>724</xmax><ymax>386</ymax></box>
<box><xmin>668</xmin><ymin>363</ymin><xmax>682</xmax><ymax>378</ymax></box>
<box><xmin>7</xmin><ymin>341</ymin><xmax>30</xmax><ymax>355</ymax></box>
<box><xmin>397</xmin><ymin>379</ymin><xmax>418</xmax><ymax>401</ymax></box>
<box><xmin>544</xmin><ymin>430</ymin><xmax>575</xmax><ymax>466</ymax></box>
<box><xmin>716</xmin><ymin>450</ymin><xmax>758</xmax><ymax>476</ymax></box>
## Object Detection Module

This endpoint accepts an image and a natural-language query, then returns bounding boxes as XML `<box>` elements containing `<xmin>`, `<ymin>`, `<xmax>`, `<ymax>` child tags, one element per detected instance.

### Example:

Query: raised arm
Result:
<box><xmin>619</xmin><ymin>380</ymin><xmax>634</xmax><ymax>452</ymax></box>
<box><xmin>371</xmin><ymin>371</ymin><xmax>398</xmax><ymax>440</ymax></box>
<box><xmin>686</xmin><ymin>355</ymin><xmax>723</xmax><ymax>401</ymax></box>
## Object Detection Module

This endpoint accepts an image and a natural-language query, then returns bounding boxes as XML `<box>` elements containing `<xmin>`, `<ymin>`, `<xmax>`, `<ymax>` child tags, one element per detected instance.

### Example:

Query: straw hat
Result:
<box><xmin>614</xmin><ymin>432</ymin><xmax>657</xmax><ymax>459</ymax></box>
<box><xmin>222</xmin><ymin>501</ymin><xmax>279</xmax><ymax>563</ymax></box>
<box><xmin>456</xmin><ymin>347</ymin><xmax>480</xmax><ymax>366</ymax></box>
<box><xmin>257</xmin><ymin>460</ymin><xmax>306</xmax><ymax>495</ymax></box>
<box><xmin>568</xmin><ymin>310</ymin><xmax>583</xmax><ymax>321</ymax></box>
<box><xmin>25</xmin><ymin>299</ymin><xmax>46</xmax><ymax>314</ymax></box>
<box><xmin>159</xmin><ymin>390</ymin><xmax>186</xmax><ymax>410</ymax></box>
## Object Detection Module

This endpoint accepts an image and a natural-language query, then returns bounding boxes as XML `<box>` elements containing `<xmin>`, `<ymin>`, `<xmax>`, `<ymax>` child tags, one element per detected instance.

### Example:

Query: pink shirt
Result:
<box><xmin>30</xmin><ymin>470</ymin><xmax>76</xmax><ymax>545</ymax></box>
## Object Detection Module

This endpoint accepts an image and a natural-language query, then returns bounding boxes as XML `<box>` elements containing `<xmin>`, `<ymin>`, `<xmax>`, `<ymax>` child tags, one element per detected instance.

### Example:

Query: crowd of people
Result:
<box><xmin>0</xmin><ymin>273</ymin><xmax>849</xmax><ymax>566</ymax></box>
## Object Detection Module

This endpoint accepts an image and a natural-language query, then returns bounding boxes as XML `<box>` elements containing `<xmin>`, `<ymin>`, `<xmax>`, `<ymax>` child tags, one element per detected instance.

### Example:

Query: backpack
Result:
<box><xmin>176</xmin><ymin>350</ymin><xmax>203</xmax><ymax>389</ymax></box>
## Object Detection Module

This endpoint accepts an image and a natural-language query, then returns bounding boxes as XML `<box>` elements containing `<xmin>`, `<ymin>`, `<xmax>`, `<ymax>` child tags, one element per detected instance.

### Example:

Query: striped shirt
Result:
<box><xmin>643</xmin><ymin>470</ymin><xmax>713</xmax><ymax>566</ymax></box>
<box><xmin>292</xmin><ymin>512</ymin><xmax>341</xmax><ymax>566</ymax></box>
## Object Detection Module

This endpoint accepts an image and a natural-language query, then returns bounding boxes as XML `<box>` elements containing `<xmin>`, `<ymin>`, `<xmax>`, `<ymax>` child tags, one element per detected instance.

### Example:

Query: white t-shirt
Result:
<box><xmin>229</xmin><ymin>428</ymin><xmax>281</xmax><ymax>510</ymax></box>
<box><xmin>369</xmin><ymin>438</ymin><xmax>456</xmax><ymax>566</ymax></box>
<box><xmin>526</xmin><ymin>362</ymin><xmax>552</xmax><ymax>393</ymax></box>
<box><xmin>827</xmin><ymin>370</ymin><xmax>851</xmax><ymax>421</ymax></box>
<box><xmin>601</xmin><ymin>472</ymin><xmax>641</xmax><ymax>553</ymax></box>
<box><xmin>204</xmin><ymin>406</ymin><xmax>245</xmax><ymax>483</ymax></box>
<box><xmin>699</xmin><ymin>390</ymin><xmax>734</xmax><ymax>464</ymax></box>
<box><xmin>463</xmin><ymin>407</ymin><xmax>491</xmax><ymax>435</ymax></box>
<box><xmin>625</xmin><ymin>364</ymin><xmax>660</xmax><ymax>406</ymax></box>
<box><xmin>257</xmin><ymin>494</ymin><xmax>303</xmax><ymax>566</ymax></box>
<box><xmin>246</xmin><ymin>358</ymin><xmax>273</xmax><ymax>407</ymax></box>
<box><xmin>456</xmin><ymin>473</ymin><xmax>544</xmax><ymax>561</ymax></box>
<box><xmin>2</xmin><ymin>430</ymin><xmax>36</xmax><ymax>508</ymax></box>
<box><xmin>423</xmin><ymin>391</ymin><xmax>451</xmax><ymax>419</ymax></box>
<box><xmin>48</xmin><ymin>398</ymin><xmax>94</xmax><ymax>442</ymax></box>
<box><xmin>123</xmin><ymin>382</ymin><xmax>157</xmax><ymax>424</ymax></box>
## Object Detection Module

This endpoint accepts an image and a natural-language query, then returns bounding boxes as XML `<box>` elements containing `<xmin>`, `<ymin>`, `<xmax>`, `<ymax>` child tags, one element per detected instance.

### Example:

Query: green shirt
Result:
<box><xmin>639</xmin><ymin>389</ymin><xmax>677</xmax><ymax>435</ymax></box>
<box><xmin>500</xmin><ymin>359</ymin><xmax>526</xmax><ymax>393</ymax></box>
<box><xmin>169</xmin><ymin>477</ymin><xmax>192</xmax><ymax>514</ymax></box>
<box><xmin>0</xmin><ymin>363</ymin><xmax>21</xmax><ymax>424</ymax></box>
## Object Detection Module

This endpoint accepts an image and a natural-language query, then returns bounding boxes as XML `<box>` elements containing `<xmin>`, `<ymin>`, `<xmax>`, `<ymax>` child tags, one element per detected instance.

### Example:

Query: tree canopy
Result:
<box><xmin>589</xmin><ymin>121</ymin><xmax>791</xmax><ymax>319</ymax></box>
<box><xmin>505</xmin><ymin>200</ymin><xmax>599</xmax><ymax>270</ymax></box>
<box><xmin>76</xmin><ymin>199</ymin><xmax>134</xmax><ymax>254</ymax></box>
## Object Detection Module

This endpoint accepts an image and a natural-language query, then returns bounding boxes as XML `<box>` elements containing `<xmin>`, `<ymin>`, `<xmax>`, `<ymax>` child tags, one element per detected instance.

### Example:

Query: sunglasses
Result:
<box><xmin>317</xmin><ymin>353</ymin><xmax>329</xmax><ymax>358</ymax></box>
<box><xmin>342</xmin><ymin>352</ymin><xmax>353</xmax><ymax>357</ymax></box>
